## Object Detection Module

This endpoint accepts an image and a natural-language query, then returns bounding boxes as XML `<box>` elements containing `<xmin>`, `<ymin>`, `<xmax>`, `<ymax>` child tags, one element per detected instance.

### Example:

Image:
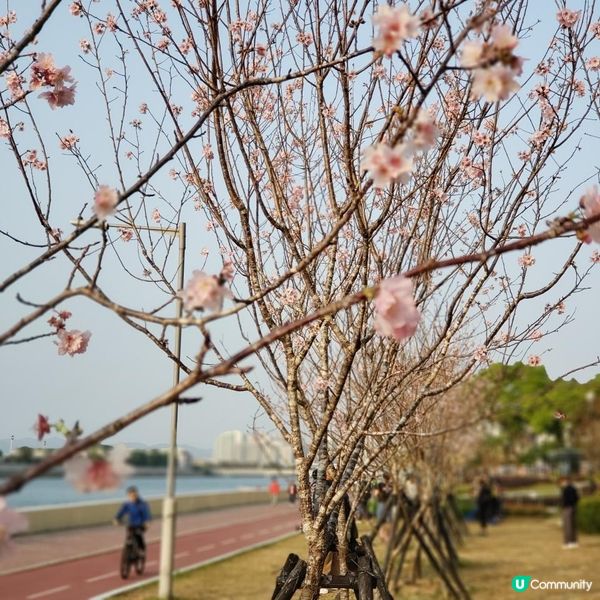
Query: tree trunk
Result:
<box><xmin>300</xmin><ymin>541</ymin><xmax>327</xmax><ymax>600</ymax></box>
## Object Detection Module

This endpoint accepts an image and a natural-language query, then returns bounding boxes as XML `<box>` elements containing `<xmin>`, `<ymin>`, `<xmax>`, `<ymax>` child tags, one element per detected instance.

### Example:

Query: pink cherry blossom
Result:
<box><xmin>119</xmin><ymin>228</ymin><xmax>133</xmax><ymax>242</ymax></box>
<box><xmin>93</xmin><ymin>185</ymin><xmax>119</xmax><ymax>220</ymax></box>
<box><xmin>220</xmin><ymin>261</ymin><xmax>235</xmax><ymax>282</ymax></box>
<box><xmin>39</xmin><ymin>83</ymin><xmax>77</xmax><ymax>109</ymax></box>
<box><xmin>373</xmin><ymin>275</ymin><xmax>420</xmax><ymax>341</ymax></box>
<box><xmin>461</xmin><ymin>41</ymin><xmax>483</xmax><ymax>68</ymax></box>
<box><xmin>411</xmin><ymin>110</ymin><xmax>438</xmax><ymax>150</ymax></box>
<box><xmin>0</xmin><ymin>498</ymin><xmax>27</xmax><ymax>558</ymax></box>
<box><xmin>203</xmin><ymin>144</ymin><xmax>214</xmax><ymax>160</ymax></box>
<box><xmin>151</xmin><ymin>208</ymin><xmax>161</xmax><ymax>223</ymax></box>
<box><xmin>527</xmin><ymin>354</ymin><xmax>541</xmax><ymax>366</ymax></box>
<box><xmin>361</xmin><ymin>142</ymin><xmax>414</xmax><ymax>188</ymax></box>
<box><xmin>471</xmin><ymin>64</ymin><xmax>520</xmax><ymax>102</ymax></box>
<box><xmin>5</xmin><ymin>72</ymin><xmax>24</xmax><ymax>99</ymax></box>
<box><xmin>296</xmin><ymin>32</ymin><xmax>314</xmax><ymax>47</ymax></box>
<box><xmin>518</xmin><ymin>253</ymin><xmax>536</xmax><ymax>267</ymax></box>
<box><xmin>30</xmin><ymin>54</ymin><xmax>59</xmax><ymax>90</ymax></box>
<box><xmin>48</xmin><ymin>315</ymin><xmax>65</xmax><ymax>330</ymax></box>
<box><xmin>69</xmin><ymin>2</ymin><xmax>83</xmax><ymax>16</ymax></box>
<box><xmin>556</xmin><ymin>9</ymin><xmax>580</xmax><ymax>29</ymax></box>
<box><xmin>0</xmin><ymin>118</ymin><xmax>10</xmax><ymax>139</ymax></box>
<box><xmin>372</xmin><ymin>4</ymin><xmax>419</xmax><ymax>57</ymax></box>
<box><xmin>0</xmin><ymin>10</ymin><xmax>16</xmax><ymax>26</ymax></box>
<box><xmin>472</xmin><ymin>346</ymin><xmax>489</xmax><ymax>362</ymax></box>
<box><xmin>180</xmin><ymin>270</ymin><xmax>230</xmax><ymax>312</ymax></box>
<box><xmin>59</xmin><ymin>134</ymin><xmax>79</xmax><ymax>149</ymax></box>
<box><xmin>64</xmin><ymin>445</ymin><xmax>133</xmax><ymax>493</ymax></box>
<box><xmin>472</xmin><ymin>130</ymin><xmax>491</xmax><ymax>147</ymax></box>
<box><xmin>34</xmin><ymin>414</ymin><xmax>51</xmax><ymax>441</ymax></box>
<box><xmin>280</xmin><ymin>287</ymin><xmax>300</xmax><ymax>306</ymax></box>
<box><xmin>585</xmin><ymin>57</ymin><xmax>600</xmax><ymax>71</ymax></box>
<box><xmin>314</xmin><ymin>376</ymin><xmax>329</xmax><ymax>392</ymax></box>
<box><xmin>580</xmin><ymin>186</ymin><xmax>600</xmax><ymax>243</ymax></box>
<box><xmin>490</xmin><ymin>24</ymin><xmax>518</xmax><ymax>52</ymax></box>
<box><xmin>106</xmin><ymin>14</ymin><xmax>117</xmax><ymax>32</ymax></box>
<box><xmin>55</xmin><ymin>329</ymin><xmax>91</xmax><ymax>356</ymax></box>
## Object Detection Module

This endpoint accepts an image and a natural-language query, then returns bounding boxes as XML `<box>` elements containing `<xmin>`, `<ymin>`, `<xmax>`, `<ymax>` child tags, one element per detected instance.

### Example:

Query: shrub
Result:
<box><xmin>455</xmin><ymin>495</ymin><xmax>475</xmax><ymax>516</ymax></box>
<box><xmin>577</xmin><ymin>495</ymin><xmax>600</xmax><ymax>534</ymax></box>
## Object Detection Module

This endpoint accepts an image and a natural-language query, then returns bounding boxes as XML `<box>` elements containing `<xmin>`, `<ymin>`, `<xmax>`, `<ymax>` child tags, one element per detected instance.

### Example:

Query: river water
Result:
<box><xmin>2</xmin><ymin>475</ymin><xmax>273</xmax><ymax>508</ymax></box>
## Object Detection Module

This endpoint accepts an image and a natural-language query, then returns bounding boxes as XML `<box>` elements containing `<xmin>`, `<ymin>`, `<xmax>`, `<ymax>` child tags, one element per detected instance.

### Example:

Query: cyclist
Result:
<box><xmin>114</xmin><ymin>486</ymin><xmax>151</xmax><ymax>556</ymax></box>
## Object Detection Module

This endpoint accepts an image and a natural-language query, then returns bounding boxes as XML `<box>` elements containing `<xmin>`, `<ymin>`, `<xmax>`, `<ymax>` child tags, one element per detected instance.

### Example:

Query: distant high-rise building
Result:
<box><xmin>212</xmin><ymin>430</ymin><xmax>294</xmax><ymax>467</ymax></box>
<box><xmin>213</xmin><ymin>430</ymin><xmax>245</xmax><ymax>464</ymax></box>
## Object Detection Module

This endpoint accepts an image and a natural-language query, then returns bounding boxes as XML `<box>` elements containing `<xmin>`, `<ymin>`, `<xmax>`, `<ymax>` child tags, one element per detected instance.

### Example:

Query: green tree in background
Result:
<box><xmin>476</xmin><ymin>364</ymin><xmax>600</xmax><ymax>467</ymax></box>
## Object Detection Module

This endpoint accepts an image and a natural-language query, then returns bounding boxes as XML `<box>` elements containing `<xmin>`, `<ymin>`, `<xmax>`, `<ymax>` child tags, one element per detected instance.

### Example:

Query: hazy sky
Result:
<box><xmin>1</xmin><ymin>1</ymin><xmax>599</xmax><ymax>452</ymax></box>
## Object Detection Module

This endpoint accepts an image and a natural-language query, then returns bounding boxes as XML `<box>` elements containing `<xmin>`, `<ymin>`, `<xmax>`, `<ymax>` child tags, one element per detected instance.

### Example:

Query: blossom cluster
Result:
<box><xmin>48</xmin><ymin>310</ymin><xmax>91</xmax><ymax>357</ymax></box>
<box><xmin>0</xmin><ymin>498</ymin><xmax>27</xmax><ymax>558</ymax></box>
<box><xmin>580</xmin><ymin>186</ymin><xmax>600</xmax><ymax>243</ymax></box>
<box><xmin>361</xmin><ymin>108</ymin><xmax>438</xmax><ymax>189</ymax></box>
<box><xmin>179</xmin><ymin>262</ymin><xmax>234</xmax><ymax>313</ymax></box>
<box><xmin>93</xmin><ymin>185</ymin><xmax>119</xmax><ymax>220</ymax></box>
<box><xmin>373</xmin><ymin>275</ymin><xmax>420</xmax><ymax>341</ymax></box>
<box><xmin>372</xmin><ymin>4</ymin><xmax>419</xmax><ymax>56</ymax></box>
<box><xmin>64</xmin><ymin>445</ymin><xmax>133</xmax><ymax>493</ymax></box>
<box><xmin>30</xmin><ymin>53</ymin><xmax>77</xmax><ymax>109</ymax></box>
<box><xmin>461</xmin><ymin>25</ymin><xmax>523</xmax><ymax>102</ymax></box>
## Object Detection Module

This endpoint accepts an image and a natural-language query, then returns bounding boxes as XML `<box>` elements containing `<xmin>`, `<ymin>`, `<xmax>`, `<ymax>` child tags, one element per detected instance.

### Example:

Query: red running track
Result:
<box><xmin>0</xmin><ymin>504</ymin><xmax>300</xmax><ymax>600</ymax></box>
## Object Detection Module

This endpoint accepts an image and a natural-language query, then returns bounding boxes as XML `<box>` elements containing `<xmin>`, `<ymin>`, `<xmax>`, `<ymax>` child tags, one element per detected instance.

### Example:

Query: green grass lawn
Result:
<box><xmin>116</xmin><ymin>517</ymin><xmax>600</xmax><ymax>599</ymax></box>
<box><xmin>399</xmin><ymin>517</ymin><xmax>600</xmax><ymax>599</ymax></box>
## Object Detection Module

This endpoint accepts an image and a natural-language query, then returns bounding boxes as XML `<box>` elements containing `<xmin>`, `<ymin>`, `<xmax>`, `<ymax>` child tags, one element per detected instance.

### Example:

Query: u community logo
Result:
<box><xmin>511</xmin><ymin>575</ymin><xmax>593</xmax><ymax>593</ymax></box>
<box><xmin>512</xmin><ymin>576</ymin><xmax>532</xmax><ymax>592</ymax></box>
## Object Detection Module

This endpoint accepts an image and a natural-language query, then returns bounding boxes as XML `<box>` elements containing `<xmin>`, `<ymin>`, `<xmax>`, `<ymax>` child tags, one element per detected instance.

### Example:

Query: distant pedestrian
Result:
<box><xmin>269</xmin><ymin>477</ymin><xmax>281</xmax><ymax>505</ymax></box>
<box><xmin>560</xmin><ymin>476</ymin><xmax>579</xmax><ymax>548</ymax></box>
<box><xmin>476</xmin><ymin>477</ymin><xmax>492</xmax><ymax>534</ymax></box>
<box><xmin>287</xmin><ymin>480</ymin><xmax>298</xmax><ymax>504</ymax></box>
<box><xmin>489</xmin><ymin>481</ymin><xmax>502</xmax><ymax>523</ymax></box>
<box><xmin>356</xmin><ymin>481</ymin><xmax>371</xmax><ymax>520</ymax></box>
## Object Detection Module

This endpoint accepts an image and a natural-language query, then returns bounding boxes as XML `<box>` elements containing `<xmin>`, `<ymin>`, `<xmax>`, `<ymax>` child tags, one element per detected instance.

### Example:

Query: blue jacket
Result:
<box><xmin>116</xmin><ymin>499</ymin><xmax>151</xmax><ymax>527</ymax></box>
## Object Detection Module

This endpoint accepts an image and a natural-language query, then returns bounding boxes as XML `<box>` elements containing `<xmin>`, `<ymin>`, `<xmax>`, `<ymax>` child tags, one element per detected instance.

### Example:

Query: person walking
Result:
<box><xmin>287</xmin><ymin>480</ymin><xmax>298</xmax><ymax>503</ymax></box>
<box><xmin>560</xmin><ymin>476</ymin><xmax>579</xmax><ymax>548</ymax></box>
<box><xmin>269</xmin><ymin>476</ymin><xmax>281</xmax><ymax>505</ymax></box>
<box><xmin>476</xmin><ymin>477</ymin><xmax>492</xmax><ymax>534</ymax></box>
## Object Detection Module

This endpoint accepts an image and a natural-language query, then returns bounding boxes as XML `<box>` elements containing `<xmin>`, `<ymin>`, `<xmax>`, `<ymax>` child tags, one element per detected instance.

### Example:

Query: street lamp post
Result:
<box><xmin>71</xmin><ymin>218</ymin><xmax>186</xmax><ymax>599</ymax></box>
<box><xmin>158</xmin><ymin>221</ymin><xmax>186</xmax><ymax>599</ymax></box>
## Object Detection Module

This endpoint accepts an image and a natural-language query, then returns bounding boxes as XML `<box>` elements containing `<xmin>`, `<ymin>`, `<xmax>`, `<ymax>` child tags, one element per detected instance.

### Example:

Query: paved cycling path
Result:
<box><xmin>0</xmin><ymin>503</ymin><xmax>299</xmax><ymax>600</ymax></box>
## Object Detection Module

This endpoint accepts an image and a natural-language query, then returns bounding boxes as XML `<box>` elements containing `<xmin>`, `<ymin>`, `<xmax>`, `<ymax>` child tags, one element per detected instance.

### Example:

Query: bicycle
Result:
<box><xmin>119</xmin><ymin>525</ymin><xmax>146</xmax><ymax>579</ymax></box>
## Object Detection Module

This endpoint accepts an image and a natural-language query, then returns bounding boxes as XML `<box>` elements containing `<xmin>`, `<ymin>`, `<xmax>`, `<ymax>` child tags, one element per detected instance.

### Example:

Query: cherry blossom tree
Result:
<box><xmin>1</xmin><ymin>0</ymin><xmax>600</xmax><ymax>595</ymax></box>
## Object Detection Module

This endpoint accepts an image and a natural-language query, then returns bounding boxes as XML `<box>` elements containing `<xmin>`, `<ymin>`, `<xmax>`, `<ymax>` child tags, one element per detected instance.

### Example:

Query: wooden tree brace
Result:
<box><xmin>272</xmin><ymin>553</ymin><xmax>307</xmax><ymax>600</ymax></box>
